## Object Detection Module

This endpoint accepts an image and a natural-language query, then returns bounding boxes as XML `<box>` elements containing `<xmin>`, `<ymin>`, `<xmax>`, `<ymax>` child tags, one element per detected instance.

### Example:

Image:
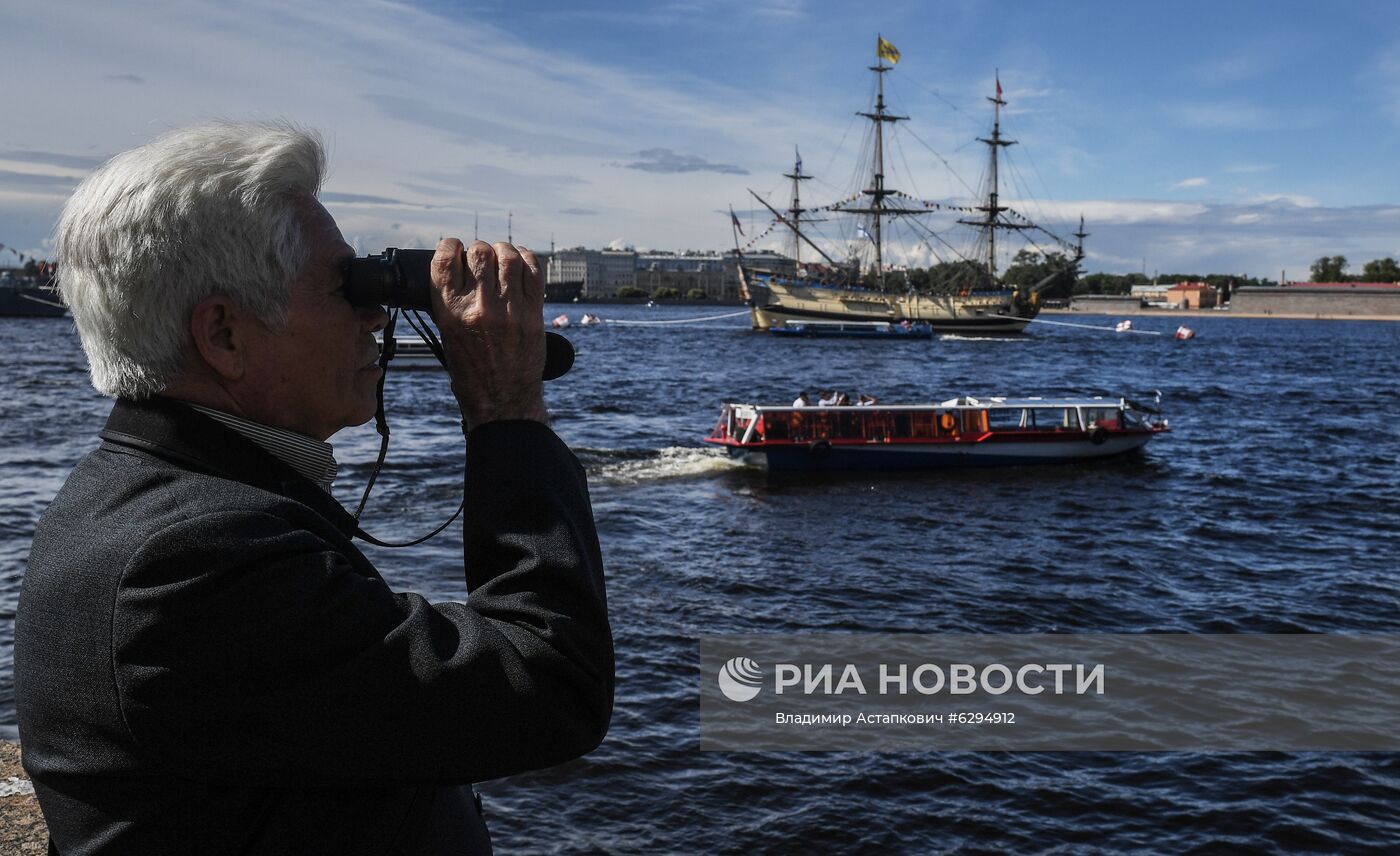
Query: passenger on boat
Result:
<box><xmin>835</xmin><ymin>392</ymin><xmax>852</xmax><ymax>406</ymax></box>
<box><xmin>818</xmin><ymin>390</ymin><xmax>838</xmax><ymax>406</ymax></box>
<box><xmin>857</xmin><ymin>394</ymin><xmax>878</xmax><ymax>406</ymax></box>
<box><xmin>792</xmin><ymin>392</ymin><xmax>812</xmax><ymax>407</ymax></box>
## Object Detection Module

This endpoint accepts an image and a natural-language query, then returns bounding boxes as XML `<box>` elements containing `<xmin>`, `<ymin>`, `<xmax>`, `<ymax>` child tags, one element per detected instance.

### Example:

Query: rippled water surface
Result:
<box><xmin>3</xmin><ymin>308</ymin><xmax>1399</xmax><ymax>853</ymax></box>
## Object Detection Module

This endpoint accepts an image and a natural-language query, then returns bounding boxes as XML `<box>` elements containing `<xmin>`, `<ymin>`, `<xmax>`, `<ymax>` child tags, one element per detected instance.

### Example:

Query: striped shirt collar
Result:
<box><xmin>186</xmin><ymin>403</ymin><xmax>339</xmax><ymax>491</ymax></box>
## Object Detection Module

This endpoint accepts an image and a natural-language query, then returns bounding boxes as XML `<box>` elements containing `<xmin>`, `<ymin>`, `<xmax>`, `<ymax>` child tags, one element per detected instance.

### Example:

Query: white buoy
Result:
<box><xmin>551</xmin><ymin>313</ymin><xmax>571</xmax><ymax>329</ymax></box>
<box><xmin>1114</xmin><ymin>319</ymin><xmax>1133</xmax><ymax>333</ymax></box>
<box><xmin>1174</xmin><ymin>325</ymin><xmax>1196</xmax><ymax>340</ymax></box>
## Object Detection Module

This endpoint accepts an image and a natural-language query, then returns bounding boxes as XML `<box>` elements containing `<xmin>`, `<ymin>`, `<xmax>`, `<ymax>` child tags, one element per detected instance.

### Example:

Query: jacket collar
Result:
<box><xmin>99</xmin><ymin>396</ymin><xmax>358</xmax><ymax>536</ymax></box>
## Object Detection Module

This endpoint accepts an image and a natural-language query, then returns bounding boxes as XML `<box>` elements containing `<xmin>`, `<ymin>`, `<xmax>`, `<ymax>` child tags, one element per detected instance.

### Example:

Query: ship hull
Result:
<box><xmin>0</xmin><ymin>285</ymin><xmax>67</xmax><ymax>317</ymax></box>
<box><xmin>742</xmin><ymin>268</ymin><xmax>1036</xmax><ymax>334</ymax></box>
<box><xmin>726</xmin><ymin>434</ymin><xmax>1153</xmax><ymax>473</ymax></box>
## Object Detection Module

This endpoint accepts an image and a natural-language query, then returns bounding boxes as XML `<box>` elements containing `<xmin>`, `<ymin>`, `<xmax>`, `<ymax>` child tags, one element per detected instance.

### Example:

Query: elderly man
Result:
<box><xmin>14</xmin><ymin>122</ymin><xmax>613</xmax><ymax>855</ymax></box>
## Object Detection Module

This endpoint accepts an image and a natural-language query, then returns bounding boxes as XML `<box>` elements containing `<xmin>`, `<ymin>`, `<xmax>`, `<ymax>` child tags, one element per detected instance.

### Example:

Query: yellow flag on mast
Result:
<box><xmin>876</xmin><ymin>36</ymin><xmax>900</xmax><ymax>65</ymax></box>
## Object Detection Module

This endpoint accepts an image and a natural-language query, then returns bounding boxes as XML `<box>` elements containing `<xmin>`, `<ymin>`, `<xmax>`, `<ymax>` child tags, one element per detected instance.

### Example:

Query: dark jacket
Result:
<box><xmin>15</xmin><ymin>396</ymin><xmax>613</xmax><ymax>855</ymax></box>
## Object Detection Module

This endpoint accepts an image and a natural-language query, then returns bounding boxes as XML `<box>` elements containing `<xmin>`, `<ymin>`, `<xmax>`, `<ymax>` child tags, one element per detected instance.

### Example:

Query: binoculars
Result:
<box><xmin>346</xmin><ymin>248</ymin><xmax>574</xmax><ymax>380</ymax></box>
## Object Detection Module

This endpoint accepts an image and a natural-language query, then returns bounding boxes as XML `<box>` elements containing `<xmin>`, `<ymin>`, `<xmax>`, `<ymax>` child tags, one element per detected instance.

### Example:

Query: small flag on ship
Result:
<box><xmin>729</xmin><ymin>205</ymin><xmax>745</xmax><ymax>236</ymax></box>
<box><xmin>877</xmin><ymin>36</ymin><xmax>900</xmax><ymax>65</ymax></box>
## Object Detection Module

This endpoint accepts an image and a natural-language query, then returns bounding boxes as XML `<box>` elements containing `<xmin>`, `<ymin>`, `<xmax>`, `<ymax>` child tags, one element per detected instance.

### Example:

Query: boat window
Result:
<box><xmin>1015</xmin><ymin>408</ymin><xmax>1081</xmax><ymax>431</ymax></box>
<box><xmin>1082</xmin><ymin>407</ymin><xmax>1119</xmax><ymax>429</ymax></box>
<box><xmin>987</xmin><ymin>408</ymin><xmax>1023</xmax><ymax>430</ymax></box>
<box><xmin>911</xmin><ymin>412</ymin><xmax>939</xmax><ymax>438</ymax></box>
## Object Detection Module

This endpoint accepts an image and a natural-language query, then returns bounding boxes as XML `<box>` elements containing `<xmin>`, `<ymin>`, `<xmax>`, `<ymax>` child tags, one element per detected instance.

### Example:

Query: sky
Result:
<box><xmin>4</xmin><ymin>0</ymin><xmax>1400</xmax><ymax>280</ymax></box>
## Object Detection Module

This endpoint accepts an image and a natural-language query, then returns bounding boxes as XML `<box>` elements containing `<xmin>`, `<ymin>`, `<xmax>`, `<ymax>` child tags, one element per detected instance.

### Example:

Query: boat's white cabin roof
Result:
<box><xmin>938</xmin><ymin>396</ymin><xmax>1123</xmax><ymax>409</ymax></box>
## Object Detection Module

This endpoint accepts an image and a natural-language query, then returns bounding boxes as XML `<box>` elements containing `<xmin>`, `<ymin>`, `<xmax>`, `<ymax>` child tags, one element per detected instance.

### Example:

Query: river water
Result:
<box><xmin>3</xmin><ymin>306</ymin><xmax>1398</xmax><ymax>852</ymax></box>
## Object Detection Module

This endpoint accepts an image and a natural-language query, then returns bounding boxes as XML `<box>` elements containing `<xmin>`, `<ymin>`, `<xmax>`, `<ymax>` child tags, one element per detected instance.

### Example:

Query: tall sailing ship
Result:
<box><xmin>737</xmin><ymin>38</ymin><xmax>1085</xmax><ymax>334</ymax></box>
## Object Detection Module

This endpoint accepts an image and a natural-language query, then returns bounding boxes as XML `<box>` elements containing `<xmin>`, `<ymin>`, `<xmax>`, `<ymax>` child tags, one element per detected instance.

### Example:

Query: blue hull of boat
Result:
<box><xmin>726</xmin><ymin>438</ymin><xmax>1150</xmax><ymax>473</ymax></box>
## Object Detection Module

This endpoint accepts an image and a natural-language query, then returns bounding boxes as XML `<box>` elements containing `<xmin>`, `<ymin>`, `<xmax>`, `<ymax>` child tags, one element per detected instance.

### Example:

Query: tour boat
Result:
<box><xmin>705</xmin><ymin>395</ymin><xmax>1168</xmax><ymax>472</ymax></box>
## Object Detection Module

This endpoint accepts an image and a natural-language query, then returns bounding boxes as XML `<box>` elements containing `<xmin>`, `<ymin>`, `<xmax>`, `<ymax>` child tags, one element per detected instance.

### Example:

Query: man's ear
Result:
<box><xmin>189</xmin><ymin>295</ymin><xmax>248</xmax><ymax>381</ymax></box>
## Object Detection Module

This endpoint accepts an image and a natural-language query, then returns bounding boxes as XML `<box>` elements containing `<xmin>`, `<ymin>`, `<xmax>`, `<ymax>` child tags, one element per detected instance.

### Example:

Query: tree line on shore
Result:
<box><xmin>1308</xmin><ymin>256</ymin><xmax>1400</xmax><ymax>283</ymax></box>
<box><xmin>909</xmin><ymin>250</ymin><xmax>1277</xmax><ymax>296</ymax></box>
<box><xmin>909</xmin><ymin>250</ymin><xmax>1400</xmax><ymax>297</ymax></box>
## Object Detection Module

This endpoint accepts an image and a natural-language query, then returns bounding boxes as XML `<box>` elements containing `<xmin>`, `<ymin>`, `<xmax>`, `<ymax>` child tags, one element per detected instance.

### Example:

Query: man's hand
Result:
<box><xmin>430</xmin><ymin>238</ymin><xmax>548</xmax><ymax>429</ymax></box>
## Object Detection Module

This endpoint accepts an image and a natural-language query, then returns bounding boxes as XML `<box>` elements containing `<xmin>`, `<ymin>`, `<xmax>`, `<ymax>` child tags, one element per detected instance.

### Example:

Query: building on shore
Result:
<box><xmin>635</xmin><ymin>252</ymin><xmax>729</xmax><ymax>300</ymax></box>
<box><xmin>636</xmin><ymin>250</ymin><xmax>797</xmax><ymax>301</ymax></box>
<box><xmin>1129</xmin><ymin>283</ymin><xmax>1171</xmax><ymax>304</ymax></box>
<box><xmin>1166</xmin><ymin>282</ymin><xmax>1218</xmax><ymax>309</ymax></box>
<box><xmin>1232</xmin><ymin>282</ymin><xmax>1400</xmax><ymax>316</ymax></box>
<box><xmin>1068</xmin><ymin>294</ymin><xmax>1144</xmax><ymax>313</ymax></box>
<box><xmin>546</xmin><ymin>248</ymin><xmax>638</xmax><ymax>298</ymax></box>
<box><xmin>546</xmin><ymin>247</ymin><xmax>798</xmax><ymax>300</ymax></box>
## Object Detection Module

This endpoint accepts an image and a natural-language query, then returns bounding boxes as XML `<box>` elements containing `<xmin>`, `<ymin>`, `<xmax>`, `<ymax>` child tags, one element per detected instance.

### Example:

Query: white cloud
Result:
<box><xmin>1164</xmin><ymin>101</ymin><xmax>1300</xmax><ymax>131</ymax></box>
<box><xmin>1173</xmin><ymin>177</ymin><xmax>1209</xmax><ymax>189</ymax></box>
<box><xmin>1245</xmin><ymin>193</ymin><xmax>1320</xmax><ymax>208</ymax></box>
<box><xmin>1034</xmin><ymin>200</ymin><xmax>1210</xmax><ymax>225</ymax></box>
<box><xmin>1073</xmin><ymin>199</ymin><xmax>1400</xmax><ymax>278</ymax></box>
<box><xmin>1</xmin><ymin>0</ymin><xmax>1392</xmax><ymax>281</ymax></box>
<box><xmin>1</xmin><ymin>0</ymin><xmax>851</xmax><ymax>257</ymax></box>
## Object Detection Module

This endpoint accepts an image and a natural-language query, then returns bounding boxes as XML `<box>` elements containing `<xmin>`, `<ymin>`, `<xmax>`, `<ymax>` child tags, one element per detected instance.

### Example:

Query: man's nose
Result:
<box><xmin>360</xmin><ymin>303</ymin><xmax>389</xmax><ymax>334</ymax></box>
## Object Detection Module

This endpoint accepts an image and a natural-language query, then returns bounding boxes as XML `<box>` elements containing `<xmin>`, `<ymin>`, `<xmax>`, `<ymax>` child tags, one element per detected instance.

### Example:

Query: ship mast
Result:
<box><xmin>856</xmin><ymin>56</ymin><xmax>906</xmax><ymax>289</ymax></box>
<box><xmin>784</xmin><ymin>147</ymin><xmax>813</xmax><ymax>264</ymax></box>
<box><xmin>959</xmin><ymin>74</ymin><xmax>1030</xmax><ymax>285</ymax></box>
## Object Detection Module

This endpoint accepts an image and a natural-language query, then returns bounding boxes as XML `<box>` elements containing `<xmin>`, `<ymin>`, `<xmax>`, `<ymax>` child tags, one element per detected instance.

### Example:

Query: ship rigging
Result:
<box><xmin>736</xmin><ymin>37</ymin><xmax>1085</xmax><ymax>333</ymax></box>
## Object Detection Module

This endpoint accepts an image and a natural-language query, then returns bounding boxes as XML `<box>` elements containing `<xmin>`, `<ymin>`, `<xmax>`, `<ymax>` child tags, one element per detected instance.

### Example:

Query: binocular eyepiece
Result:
<box><xmin>345</xmin><ymin>248</ymin><xmax>574</xmax><ymax>380</ymax></box>
<box><xmin>345</xmin><ymin>248</ymin><xmax>438</xmax><ymax>313</ymax></box>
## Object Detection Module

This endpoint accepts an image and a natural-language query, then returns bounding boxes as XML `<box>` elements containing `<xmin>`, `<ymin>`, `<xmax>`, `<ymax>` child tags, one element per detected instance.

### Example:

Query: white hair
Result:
<box><xmin>55</xmin><ymin>121</ymin><xmax>326</xmax><ymax>398</ymax></box>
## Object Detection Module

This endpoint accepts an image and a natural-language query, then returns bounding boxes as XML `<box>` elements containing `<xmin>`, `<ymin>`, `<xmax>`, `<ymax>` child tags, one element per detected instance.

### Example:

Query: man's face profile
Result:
<box><xmin>240</xmin><ymin>200</ymin><xmax>387</xmax><ymax>440</ymax></box>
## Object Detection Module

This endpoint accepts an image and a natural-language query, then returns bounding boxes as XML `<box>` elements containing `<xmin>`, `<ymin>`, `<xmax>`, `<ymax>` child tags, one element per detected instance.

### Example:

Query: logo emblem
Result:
<box><xmin>717</xmin><ymin>657</ymin><xmax>763</xmax><ymax>702</ymax></box>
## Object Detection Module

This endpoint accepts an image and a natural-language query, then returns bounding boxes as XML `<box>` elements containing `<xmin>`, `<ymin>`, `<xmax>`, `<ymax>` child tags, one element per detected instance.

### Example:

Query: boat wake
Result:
<box><xmin>581</xmin><ymin>446</ymin><xmax>743</xmax><ymax>485</ymax></box>
<box><xmin>938</xmin><ymin>334</ymin><xmax>1031</xmax><ymax>343</ymax></box>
